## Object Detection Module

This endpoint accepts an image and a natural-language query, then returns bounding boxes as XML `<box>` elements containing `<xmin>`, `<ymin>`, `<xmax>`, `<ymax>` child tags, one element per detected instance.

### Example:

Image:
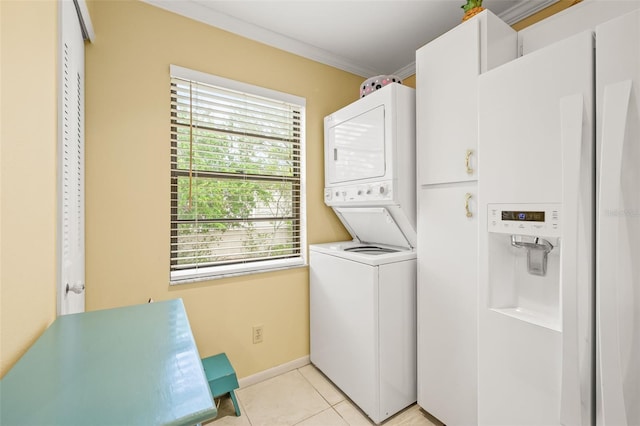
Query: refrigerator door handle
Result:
<box><xmin>597</xmin><ymin>79</ymin><xmax>633</xmax><ymax>426</ymax></box>
<box><xmin>559</xmin><ymin>93</ymin><xmax>587</xmax><ymax>426</ymax></box>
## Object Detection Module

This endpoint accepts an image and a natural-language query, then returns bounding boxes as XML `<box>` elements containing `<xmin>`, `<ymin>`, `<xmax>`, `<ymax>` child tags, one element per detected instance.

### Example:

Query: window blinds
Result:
<box><xmin>170</xmin><ymin>70</ymin><xmax>305</xmax><ymax>281</ymax></box>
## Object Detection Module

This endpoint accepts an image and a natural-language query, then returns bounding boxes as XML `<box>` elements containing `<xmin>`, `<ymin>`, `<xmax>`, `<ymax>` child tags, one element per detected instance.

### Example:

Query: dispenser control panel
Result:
<box><xmin>487</xmin><ymin>203</ymin><xmax>561</xmax><ymax>237</ymax></box>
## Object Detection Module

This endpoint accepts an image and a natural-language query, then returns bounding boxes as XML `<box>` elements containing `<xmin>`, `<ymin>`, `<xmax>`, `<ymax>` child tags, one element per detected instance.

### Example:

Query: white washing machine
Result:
<box><xmin>309</xmin><ymin>240</ymin><xmax>416</xmax><ymax>424</ymax></box>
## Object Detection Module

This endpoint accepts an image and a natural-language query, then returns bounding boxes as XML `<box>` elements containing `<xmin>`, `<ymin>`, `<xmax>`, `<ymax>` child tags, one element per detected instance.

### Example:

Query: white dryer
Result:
<box><xmin>323</xmin><ymin>82</ymin><xmax>416</xmax><ymax>247</ymax></box>
<box><xmin>310</xmin><ymin>83</ymin><xmax>417</xmax><ymax>424</ymax></box>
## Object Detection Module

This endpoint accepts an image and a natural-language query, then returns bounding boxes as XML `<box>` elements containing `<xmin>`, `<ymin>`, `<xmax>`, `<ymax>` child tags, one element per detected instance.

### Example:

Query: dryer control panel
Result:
<box><xmin>324</xmin><ymin>181</ymin><xmax>394</xmax><ymax>206</ymax></box>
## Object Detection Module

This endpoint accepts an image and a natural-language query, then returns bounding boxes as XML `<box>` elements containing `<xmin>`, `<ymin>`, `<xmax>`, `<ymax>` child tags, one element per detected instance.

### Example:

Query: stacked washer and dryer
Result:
<box><xmin>309</xmin><ymin>83</ymin><xmax>417</xmax><ymax>424</ymax></box>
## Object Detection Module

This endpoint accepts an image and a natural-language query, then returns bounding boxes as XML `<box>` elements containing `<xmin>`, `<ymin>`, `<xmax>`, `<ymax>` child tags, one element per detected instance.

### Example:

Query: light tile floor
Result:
<box><xmin>206</xmin><ymin>364</ymin><xmax>443</xmax><ymax>426</ymax></box>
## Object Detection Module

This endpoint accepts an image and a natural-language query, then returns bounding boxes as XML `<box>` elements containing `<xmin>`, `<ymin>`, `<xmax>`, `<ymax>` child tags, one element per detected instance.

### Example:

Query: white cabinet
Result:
<box><xmin>415</xmin><ymin>10</ymin><xmax>516</xmax><ymax>426</ymax></box>
<box><xmin>417</xmin><ymin>183</ymin><xmax>477</xmax><ymax>426</ymax></box>
<box><xmin>416</xmin><ymin>10</ymin><xmax>516</xmax><ymax>186</ymax></box>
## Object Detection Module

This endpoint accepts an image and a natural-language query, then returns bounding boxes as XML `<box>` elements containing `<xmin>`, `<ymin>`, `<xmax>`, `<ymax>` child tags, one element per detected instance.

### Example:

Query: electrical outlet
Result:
<box><xmin>252</xmin><ymin>325</ymin><xmax>264</xmax><ymax>344</ymax></box>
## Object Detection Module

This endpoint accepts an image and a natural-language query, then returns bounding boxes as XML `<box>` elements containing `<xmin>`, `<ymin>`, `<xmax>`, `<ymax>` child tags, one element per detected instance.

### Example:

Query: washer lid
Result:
<box><xmin>334</xmin><ymin>207</ymin><xmax>412</xmax><ymax>249</ymax></box>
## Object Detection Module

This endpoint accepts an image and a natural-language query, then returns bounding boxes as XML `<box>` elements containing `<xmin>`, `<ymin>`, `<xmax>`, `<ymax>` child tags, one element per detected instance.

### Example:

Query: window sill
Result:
<box><xmin>170</xmin><ymin>257</ymin><xmax>307</xmax><ymax>285</ymax></box>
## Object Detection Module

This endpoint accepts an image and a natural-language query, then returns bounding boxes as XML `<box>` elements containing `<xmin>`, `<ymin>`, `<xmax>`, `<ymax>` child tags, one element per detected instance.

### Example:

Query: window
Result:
<box><xmin>169</xmin><ymin>65</ymin><xmax>306</xmax><ymax>283</ymax></box>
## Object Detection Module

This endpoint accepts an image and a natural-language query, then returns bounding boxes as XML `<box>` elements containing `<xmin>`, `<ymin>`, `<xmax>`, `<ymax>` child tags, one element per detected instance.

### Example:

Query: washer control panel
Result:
<box><xmin>487</xmin><ymin>203</ymin><xmax>561</xmax><ymax>237</ymax></box>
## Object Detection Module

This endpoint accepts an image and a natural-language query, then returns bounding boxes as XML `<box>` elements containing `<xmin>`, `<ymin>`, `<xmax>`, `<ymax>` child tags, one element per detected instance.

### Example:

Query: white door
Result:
<box><xmin>416</xmin><ymin>18</ymin><xmax>480</xmax><ymax>186</ymax></box>
<box><xmin>58</xmin><ymin>0</ymin><xmax>85</xmax><ymax>315</ymax></box>
<box><xmin>596</xmin><ymin>10</ymin><xmax>640</xmax><ymax>426</ymax></box>
<box><xmin>478</xmin><ymin>31</ymin><xmax>594</xmax><ymax>426</ymax></box>
<box><xmin>417</xmin><ymin>183</ymin><xmax>478</xmax><ymax>425</ymax></box>
<box><xmin>415</xmin><ymin>11</ymin><xmax>516</xmax><ymax>187</ymax></box>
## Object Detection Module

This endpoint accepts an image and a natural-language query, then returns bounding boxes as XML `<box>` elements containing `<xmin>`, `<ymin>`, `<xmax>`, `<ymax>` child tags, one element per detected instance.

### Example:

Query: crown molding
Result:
<box><xmin>498</xmin><ymin>0</ymin><xmax>560</xmax><ymax>24</ymax></box>
<box><xmin>142</xmin><ymin>0</ymin><xmax>378</xmax><ymax>77</ymax></box>
<box><xmin>394</xmin><ymin>62</ymin><xmax>417</xmax><ymax>80</ymax></box>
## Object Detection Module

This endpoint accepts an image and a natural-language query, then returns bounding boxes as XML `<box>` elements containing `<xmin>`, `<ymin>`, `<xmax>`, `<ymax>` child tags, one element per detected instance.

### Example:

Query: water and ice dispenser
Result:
<box><xmin>486</xmin><ymin>203</ymin><xmax>561</xmax><ymax>330</ymax></box>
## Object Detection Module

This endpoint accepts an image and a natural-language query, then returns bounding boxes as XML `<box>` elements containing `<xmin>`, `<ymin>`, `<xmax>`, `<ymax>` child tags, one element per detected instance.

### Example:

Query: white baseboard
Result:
<box><xmin>238</xmin><ymin>355</ymin><xmax>310</xmax><ymax>388</ymax></box>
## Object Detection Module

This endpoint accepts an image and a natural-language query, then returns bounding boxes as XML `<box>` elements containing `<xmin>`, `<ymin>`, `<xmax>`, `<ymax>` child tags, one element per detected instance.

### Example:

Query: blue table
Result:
<box><xmin>0</xmin><ymin>299</ymin><xmax>217</xmax><ymax>425</ymax></box>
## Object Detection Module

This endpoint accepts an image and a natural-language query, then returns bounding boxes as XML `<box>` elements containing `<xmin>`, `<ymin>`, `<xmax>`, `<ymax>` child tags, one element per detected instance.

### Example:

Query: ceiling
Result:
<box><xmin>144</xmin><ymin>0</ymin><xmax>558</xmax><ymax>78</ymax></box>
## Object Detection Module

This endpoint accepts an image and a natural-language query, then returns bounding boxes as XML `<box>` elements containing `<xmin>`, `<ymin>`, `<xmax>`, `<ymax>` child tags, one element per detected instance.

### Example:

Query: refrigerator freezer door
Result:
<box><xmin>596</xmin><ymin>10</ymin><xmax>640</xmax><ymax>426</ymax></box>
<box><xmin>597</xmin><ymin>79</ymin><xmax>635</xmax><ymax>426</ymax></box>
<box><xmin>478</xmin><ymin>31</ymin><xmax>594</xmax><ymax>425</ymax></box>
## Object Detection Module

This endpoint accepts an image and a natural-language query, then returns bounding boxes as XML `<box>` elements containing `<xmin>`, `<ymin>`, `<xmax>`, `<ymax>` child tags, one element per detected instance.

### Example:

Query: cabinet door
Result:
<box><xmin>417</xmin><ymin>182</ymin><xmax>478</xmax><ymax>425</ymax></box>
<box><xmin>416</xmin><ymin>19</ymin><xmax>480</xmax><ymax>186</ymax></box>
<box><xmin>416</xmin><ymin>11</ymin><xmax>516</xmax><ymax>186</ymax></box>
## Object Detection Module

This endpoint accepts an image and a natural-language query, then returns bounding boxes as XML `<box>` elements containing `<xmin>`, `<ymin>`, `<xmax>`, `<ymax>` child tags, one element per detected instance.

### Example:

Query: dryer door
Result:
<box><xmin>326</xmin><ymin>105</ymin><xmax>386</xmax><ymax>184</ymax></box>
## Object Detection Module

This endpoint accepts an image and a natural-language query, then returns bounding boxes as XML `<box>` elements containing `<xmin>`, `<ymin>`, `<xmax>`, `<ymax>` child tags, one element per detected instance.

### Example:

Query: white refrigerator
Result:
<box><xmin>477</xmin><ymin>9</ymin><xmax>639</xmax><ymax>426</ymax></box>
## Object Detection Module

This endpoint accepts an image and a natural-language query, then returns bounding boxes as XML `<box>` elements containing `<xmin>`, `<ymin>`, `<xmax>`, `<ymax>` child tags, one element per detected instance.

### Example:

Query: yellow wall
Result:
<box><xmin>403</xmin><ymin>74</ymin><xmax>416</xmax><ymax>89</ymax></box>
<box><xmin>84</xmin><ymin>0</ymin><xmax>357</xmax><ymax>378</ymax></box>
<box><xmin>0</xmin><ymin>0</ymin><xmax>58</xmax><ymax>377</ymax></box>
